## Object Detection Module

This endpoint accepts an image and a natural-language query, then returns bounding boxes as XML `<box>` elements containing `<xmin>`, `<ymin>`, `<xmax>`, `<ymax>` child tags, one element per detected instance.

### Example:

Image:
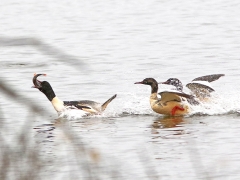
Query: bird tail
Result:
<box><xmin>101</xmin><ymin>94</ymin><xmax>117</xmax><ymax>111</ymax></box>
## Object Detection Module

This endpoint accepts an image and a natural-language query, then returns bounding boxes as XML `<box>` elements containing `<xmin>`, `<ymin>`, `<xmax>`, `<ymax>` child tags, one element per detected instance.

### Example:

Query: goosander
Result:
<box><xmin>135</xmin><ymin>78</ymin><xmax>193</xmax><ymax>116</ymax></box>
<box><xmin>32</xmin><ymin>73</ymin><xmax>117</xmax><ymax>114</ymax></box>
<box><xmin>161</xmin><ymin>74</ymin><xmax>224</xmax><ymax>103</ymax></box>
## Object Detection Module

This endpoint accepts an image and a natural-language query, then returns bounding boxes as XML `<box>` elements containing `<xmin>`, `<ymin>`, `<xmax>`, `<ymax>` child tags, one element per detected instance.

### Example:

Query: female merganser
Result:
<box><xmin>161</xmin><ymin>74</ymin><xmax>224</xmax><ymax>102</ymax></box>
<box><xmin>32</xmin><ymin>73</ymin><xmax>117</xmax><ymax>114</ymax></box>
<box><xmin>135</xmin><ymin>78</ymin><xmax>193</xmax><ymax>116</ymax></box>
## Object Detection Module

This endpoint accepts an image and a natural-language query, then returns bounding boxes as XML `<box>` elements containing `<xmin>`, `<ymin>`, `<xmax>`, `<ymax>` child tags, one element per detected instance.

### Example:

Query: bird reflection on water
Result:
<box><xmin>152</xmin><ymin>116</ymin><xmax>185</xmax><ymax>129</ymax></box>
<box><xmin>151</xmin><ymin>116</ymin><xmax>187</xmax><ymax>138</ymax></box>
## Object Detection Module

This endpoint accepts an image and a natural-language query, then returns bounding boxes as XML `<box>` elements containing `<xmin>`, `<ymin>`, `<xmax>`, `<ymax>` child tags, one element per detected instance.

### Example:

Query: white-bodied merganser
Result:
<box><xmin>135</xmin><ymin>78</ymin><xmax>193</xmax><ymax>116</ymax></box>
<box><xmin>160</xmin><ymin>74</ymin><xmax>224</xmax><ymax>104</ymax></box>
<box><xmin>32</xmin><ymin>73</ymin><xmax>117</xmax><ymax>114</ymax></box>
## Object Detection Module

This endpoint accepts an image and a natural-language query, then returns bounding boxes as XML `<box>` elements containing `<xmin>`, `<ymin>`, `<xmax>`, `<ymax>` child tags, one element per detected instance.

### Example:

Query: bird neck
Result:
<box><xmin>40</xmin><ymin>83</ymin><xmax>65</xmax><ymax>112</ymax></box>
<box><xmin>42</xmin><ymin>86</ymin><xmax>56</xmax><ymax>102</ymax></box>
<box><xmin>150</xmin><ymin>92</ymin><xmax>158</xmax><ymax>100</ymax></box>
<box><xmin>51</xmin><ymin>96</ymin><xmax>65</xmax><ymax>112</ymax></box>
<box><xmin>150</xmin><ymin>82</ymin><xmax>158</xmax><ymax>94</ymax></box>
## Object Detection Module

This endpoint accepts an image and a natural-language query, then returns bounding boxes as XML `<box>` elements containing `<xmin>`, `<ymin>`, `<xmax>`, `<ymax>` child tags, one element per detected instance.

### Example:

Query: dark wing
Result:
<box><xmin>186</xmin><ymin>82</ymin><xmax>215</xmax><ymax>93</ymax></box>
<box><xmin>63</xmin><ymin>101</ymin><xmax>91</xmax><ymax>110</ymax></box>
<box><xmin>64</xmin><ymin>100</ymin><xmax>102</xmax><ymax>113</ymax></box>
<box><xmin>158</xmin><ymin>90</ymin><xmax>194</xmax><ymax>102</ymax></box>
<box><xmin>187</xmin><ymin>97</ymin><xmax>200</xmax><ymax>105</ymax></box>
<box><xmin>192</xmin><ymin>74</ymin><xmax>225</xmax><ymax>82</ymax></box>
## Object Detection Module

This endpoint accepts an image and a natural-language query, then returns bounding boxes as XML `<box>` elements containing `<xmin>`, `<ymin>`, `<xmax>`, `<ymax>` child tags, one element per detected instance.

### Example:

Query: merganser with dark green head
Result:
<box><xmin>32</xmin><ymin>73</ymin><xmax>117</xmax><ymax>114</ymax></box>
<box><xmin>135</xmin><ymin>78</ymin><xmax>193</xmax><ymax>116</ymax></box>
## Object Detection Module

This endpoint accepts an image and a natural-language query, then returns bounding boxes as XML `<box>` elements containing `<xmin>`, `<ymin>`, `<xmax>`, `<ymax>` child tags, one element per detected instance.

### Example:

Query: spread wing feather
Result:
<box><xmin>192</xmin><ymin>74</ymin><xmax>225</xmax><ymax>82</ymax></box>
<box><xmin>186</xmin><ymin>82</ymin><xmax>215</xmax><ymax>93</ymax></box>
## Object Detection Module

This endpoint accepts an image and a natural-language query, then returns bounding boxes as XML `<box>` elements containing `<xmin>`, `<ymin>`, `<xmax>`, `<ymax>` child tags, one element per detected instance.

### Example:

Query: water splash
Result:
<box><xmin>58</xmin><ymin>109</ymin><xmax>90</xmax><ymax>119</ymax></box>
<box><xmin>57</xmin><ymin>90</ymin><xmax>240</xmax><ymax>120</ymax></box>
<box><xmin>189</xmin><ymin>91</ymin><xmax>240</xmax><ymax>116</ymax></box>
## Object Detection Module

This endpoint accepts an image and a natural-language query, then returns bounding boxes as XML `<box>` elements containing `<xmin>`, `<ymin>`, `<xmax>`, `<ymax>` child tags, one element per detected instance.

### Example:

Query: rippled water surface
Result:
<box><xmin>1</xmin><ymin>0</ymin><xmax>240</xmax><ymax>179</ymax></box>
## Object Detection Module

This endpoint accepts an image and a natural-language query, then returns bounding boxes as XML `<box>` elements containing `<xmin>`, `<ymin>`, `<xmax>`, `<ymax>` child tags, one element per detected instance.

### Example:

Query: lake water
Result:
<box><xmin>1</xmin><ymin>0</ymin><xmax>240</xmax><ymax>179</ymax></box>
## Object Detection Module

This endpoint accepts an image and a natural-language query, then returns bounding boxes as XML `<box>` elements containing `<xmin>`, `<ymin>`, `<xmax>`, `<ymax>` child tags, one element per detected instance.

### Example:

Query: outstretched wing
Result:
<box><xmin>186</xmin><ymin>74</ymin><xmax>224</xmax><ymax>98</ymax></box>
<box><xmin>186</xmin><ymin>81</ymin><xmax>215</xmax><ymax>93</ymax></box>
<box><xmin>192</xmin><ymin>74</ymin><xmax>225</xmax><ymax>82</ymax></box>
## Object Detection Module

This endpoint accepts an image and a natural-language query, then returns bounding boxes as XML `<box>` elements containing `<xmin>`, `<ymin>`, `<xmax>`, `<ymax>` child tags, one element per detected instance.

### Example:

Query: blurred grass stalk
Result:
<box><xmin>0</xmin><ymin>37</ymin><xmax>160</xmax><ymax>180</ymax></box>
<box><xmin>0</xmin><ymin>37</ymin><xmax>94</xmax><ymax>180</ymax></box>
